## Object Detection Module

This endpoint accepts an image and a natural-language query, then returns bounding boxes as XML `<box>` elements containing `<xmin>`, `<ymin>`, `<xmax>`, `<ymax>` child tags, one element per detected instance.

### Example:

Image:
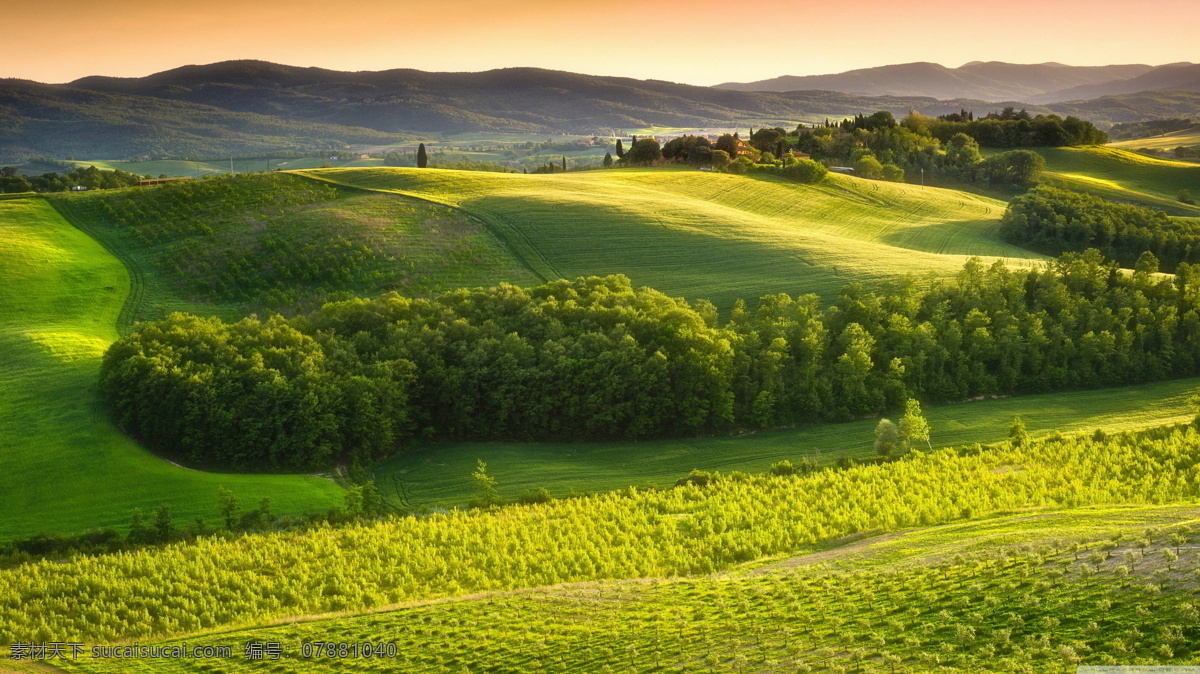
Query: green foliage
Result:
<box><xmin>1010</xmin><ymin>416</ymin><xmax>1029</xmax><ymax>447</ymax></box>
<box><xmin>100</xmin><ymin>312</ymin><xmax>415</xmax><ymax>471</ymax></box>
<box><xmin>626</xmin><ymin>138</ymin><xmax>663</xmax><ymax>165</ymax></box>
<box><xmin>925</xmin><ymin>112</ymin><xmax>1108</xmax><ymax>147</ymax></box>
<box><xmin>972</xmin><ymin>149</ymin><xmax>1045</xmax><ymax>185</ymax></box>
<box><xmin>1180</xmin><ymin>189</ymin><xmax>1196</xmax><ymax>205</ymax></box>
<box><xmin>7</xmin><ymin>423</ymin><xmax>1200</xmax><ymax>643</ymax></box>
<box><xmin>780</xmin><ymin>158</ymin><xmax>828</xmax><ymax>183</ymax></box>
<box><xmin>899</xmin><ymin>399</ymin><xmax>932</xmax><ymax>451</ymax></box>
<box><xmin>853</xmin><ymin>155</ymin><xmax>884</xmax><ymax>180</ymax></box>
<box><xmin>874</xmin><ymin>418</ymin><xmax>899</xmax><ymax>457</ymax></box>
<box><xmin>1000</xmin><ymin>185</ymin><xmax>1200</xmax><ymax>270</ymax></box>
<box><xmin>105</xmin><ymin>250</ymin><xmax>1200</xmax><ymax>468</ymax></box>
<box><xmin>0</xmin><ymin>164</ymin><xmax>142</xmax><ymax>193</ymax></box>
<box><xmin>471</xmin><ymin>460</ymin><xmax>503</xmax><ymax>508</ymax></box>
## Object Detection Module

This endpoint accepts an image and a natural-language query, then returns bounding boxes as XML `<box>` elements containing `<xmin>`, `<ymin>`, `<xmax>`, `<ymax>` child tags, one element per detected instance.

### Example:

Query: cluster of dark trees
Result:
<box><xmin>922</xmin><ymin>114</ymin><xmax>1109</xmax><ymax>148</ymax></box>
<box><xmin>0</xmin><ymin>165</ymin><xmax>145</xmax><ymax>193</ymax></box>
<box><xmin>793</xmin><ymin>121</ymin><xmax>1044</xmax><ymax>186</ymax></box>
<box><xmin>1000</xmin><ymin>186</ymin><xmax>1200</xmax><ymax>270</ymax></box>
<box><xmin>104</xmin><ymin>252</ymin><xmax>1200</xmax><ymax>471</ymax></box>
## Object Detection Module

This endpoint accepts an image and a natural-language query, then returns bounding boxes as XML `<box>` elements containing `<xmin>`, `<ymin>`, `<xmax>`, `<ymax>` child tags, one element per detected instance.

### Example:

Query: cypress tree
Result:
<box><xmin>417</xmin><ymin>143</ymin><xmax>428</xmax><ymax>169</ymax></box>
<box><xmin>615</xmin><ymin>139</ymin><xmax>624</xmax><ymax>159</ymax></box>
<box><xmin>603</xmin><ymin>152</ymin><xmax>613</xmax><ymax>168</ymax></box>
<box><xmin>562</xmin><ymin>156</ymin><xmax>567</xmax><ymax>172</ymax></box>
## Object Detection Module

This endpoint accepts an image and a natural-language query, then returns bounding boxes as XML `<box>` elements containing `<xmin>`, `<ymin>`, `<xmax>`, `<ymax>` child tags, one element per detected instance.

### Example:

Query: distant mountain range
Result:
<box><xmin>718</xmin><ymin>62</ymin><xmax>1199</xmax><ymax>103</ymax></box>
<box><xmin>3</xmin><ymin>60</ymin><xmax>1200</xmax><ymax>161</ymax></box>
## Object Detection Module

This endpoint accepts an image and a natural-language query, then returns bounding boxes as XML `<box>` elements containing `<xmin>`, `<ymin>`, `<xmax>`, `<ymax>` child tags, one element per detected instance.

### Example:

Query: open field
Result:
<box><xmin>375</xmin><ymin>376</ymin><xmax>1200</xmax><ymax>509</ymax></box>
<box><xmin>56</xmin><ymin>156</ymin><xmax>387</xmax><ymax>178</ymax></box>
<box><xmin>1109</xmin><ymin>125</ymin><xmax>1200</xmax><ymax>151</ymax></box>
<box><xmin>303</xmin><ymin>167</ymin><xmax>1042</xmax><ymax>310</ymax></box>
<box><xmin>1025</xmin><ymin>146</ymin><xmax>1200</xmax><ymax>216</ymax></box>
<box><xmin>48</xmin><ymin>173</ymin><xmax>536</xmax><ymax>326</ymax></box>
<box><xmin>0</xmin><ymin>197</ymin><xmax>345</xmax><ymax>542</ymax></box>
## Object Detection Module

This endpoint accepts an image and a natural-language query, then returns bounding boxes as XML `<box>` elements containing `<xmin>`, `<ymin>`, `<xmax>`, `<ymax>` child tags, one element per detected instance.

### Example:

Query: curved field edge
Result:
<box><xmin>4</xmin><ymin>421</ymin><xmax>1200</xmax><ymax>644</ymax></box>
<box><xmin>0</xmin><ymin>197</ymin><xmax>344</xmax><ymax>542</ymax></box>
<box><xmin>296</xmin><ymin>167</ymin><xmax>1044</xmax><ymax>309</ymax></box>
<box><xmin>48</xmin><ymin>504</ymin><xmax>1200</xmax><ymax>673</ymax></box>
<box><xmin>374</xmin><ymin>375</ymin><xmax>1200</xmax><ymax>510</ymax></box>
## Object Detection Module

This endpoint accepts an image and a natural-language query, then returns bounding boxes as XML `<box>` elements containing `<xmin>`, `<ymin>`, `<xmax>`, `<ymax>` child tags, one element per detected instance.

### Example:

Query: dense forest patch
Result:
<box><xmin>102</xmin><ymin>252</ymin><xmax>1200</xmax><ymax>471</ymax></box>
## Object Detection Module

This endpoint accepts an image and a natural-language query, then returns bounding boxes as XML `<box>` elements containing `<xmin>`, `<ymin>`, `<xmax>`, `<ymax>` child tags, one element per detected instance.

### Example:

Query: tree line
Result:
<box><xmin>103</xmin><ymin>249</ymin><xmax>1200</xmax><ymax>471</ymax></box>
<box><xmin>0</xmin><ymin>165</ymin><xmax>145</xmax><ymax>193</ymax></box>
<box><xmin>1000</xmin><ymin>185</ymin><xmax>1200</xmax><ymax>271</ymax></box>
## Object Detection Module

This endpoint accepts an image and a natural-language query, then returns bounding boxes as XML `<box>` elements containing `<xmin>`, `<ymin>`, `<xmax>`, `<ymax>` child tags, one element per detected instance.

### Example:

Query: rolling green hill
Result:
<box><xmin>1029</xmin><ymin>146</ymin><xmax>1200</xmax><ymax>216</ymax></box>
<box><xmin>303</xmin><ymin>167</ymin><xmax>1044</xmax><ymax>310</ymax></box>
<box><xmin>374</xmin><ymin>376</ymin><xmax>1200</xmax><ymax>509</ymax></box>
<box><xmin>48</xmin><ymin>173</ymin><xmax>537</xmax><ymax>325</ymax></box>
<box><xmin>0</xmin><ymin>197</ymin><xmax>345</xmax><ymax>542</ymax></box>
<box><xmin>1109</xmin><ymin>125</ymin><xmax>1200</xmax><ymax>151</ymax></box>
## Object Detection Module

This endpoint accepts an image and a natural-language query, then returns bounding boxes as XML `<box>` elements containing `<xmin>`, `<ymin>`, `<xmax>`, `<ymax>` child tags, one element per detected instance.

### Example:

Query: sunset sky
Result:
<box><xmin>7</xmin><ymin>0</ymin><xmax>1197</xmax><ymax>85</ymax></box>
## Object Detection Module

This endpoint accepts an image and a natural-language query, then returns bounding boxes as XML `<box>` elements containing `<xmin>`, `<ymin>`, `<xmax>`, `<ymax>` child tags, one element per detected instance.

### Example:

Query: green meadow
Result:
<box><xmin>375</xmin><ymin>376</ymin><xmax>1200</xmax><ymax>509</ymax></box>
<box><xmin>1029</xmin><ymin>146</ymin><xmax>1200</xmax><ymax>216</ymax></box>
<box><xmin>0</xmin><ymin>197</ymin><xmax>344</xmax><ymax>542</ymax></box>
<box><xmin>49</xmin><ymin>173</ymin><xmax>535</xmax><ymax>326</ymax></box>
<box><xmin>304</xmin><ymin>167</ymin><xmax>1042</xmax><ymax>310</ymax></box>
<box><xmin>1109</xmin><ymin>125</ymin><xmax>1200</xmax><ymax>151</ymax></box>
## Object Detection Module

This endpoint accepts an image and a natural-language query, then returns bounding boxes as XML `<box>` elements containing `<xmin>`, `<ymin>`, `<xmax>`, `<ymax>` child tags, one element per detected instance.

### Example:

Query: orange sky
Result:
<box><xmin>6</xmin><ymin>0</ymin><xmax>1197</xmax><ymax>84</ymax></box>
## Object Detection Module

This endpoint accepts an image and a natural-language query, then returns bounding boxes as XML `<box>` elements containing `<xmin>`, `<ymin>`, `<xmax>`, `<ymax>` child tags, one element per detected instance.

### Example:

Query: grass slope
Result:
<box><xmin>1109</xmin><ymin>126</ymin><xmax>1200</xmax><ymax>151</ymax></box>
<box><xmin>302</xmin><ymin>167</ymin><xmax>1043</xmax><ymax>310</ymax></box>
<box><xmin>376</xmin><ymin>376</ymin><xmax>1200</xmax><ymax>509</ymax></box>
<box><xmin>54</xmin><ymin>504</ymin><xmax>1200</xmax><ymax>673</ymax></box>
<box><xmin>0</xmin><ymin>197</ymin><xmax>344</xmax><ymax>542</ymax></box>
<box><xmin>49</xmin><ymin>173</ymin><xmax>536</xmax><ymax>326</ymax></box>
<box><xmin>1030</xmin><ymin>146</ymin><xmax>1200</xmax><ymax>216</ymax></box>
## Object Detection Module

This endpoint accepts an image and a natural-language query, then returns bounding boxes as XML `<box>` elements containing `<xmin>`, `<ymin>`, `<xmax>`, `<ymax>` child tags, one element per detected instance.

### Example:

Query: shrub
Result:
<box><xmin>781</xmin><ymin>159</ymin><xmax>828</xmax><ymax>184</ymax></box>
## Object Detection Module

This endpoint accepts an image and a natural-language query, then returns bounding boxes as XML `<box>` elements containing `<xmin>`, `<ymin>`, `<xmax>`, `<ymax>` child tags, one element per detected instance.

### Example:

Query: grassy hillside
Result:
<box><xmin>1030</xmin><ymin>146</ymin><xmax>1200</xmax><ymax>216</ymax></box>
<box><xmin>303</xmin><ymin>167</ymin><xmax>1043</xmax><ymax>310</ymax></box>
<box><xmin>1109</xmin><ymin>125</ymin><xmax>1200</xmax><ymax>151</ymax></box>
<box><xmin>57</xmin><ymin>156</ymin><xmax>387</xmax><ymax>177</ymax></box>
<box><xmin>57</xmin><ymin>504</ymin><xmax>1200</xmax><ymax>673</ymax></box>
<box><xmin>49</xmin><ymin>173</ymin><xmax>536</xmax><ymax>326</ymax></box>
<box><xmin>374</xmin><ymin>376</ymin><xmax>1200</xmax><ymax>509</ymax></box>
<box><xmin>0</xmin><ymin>197</ymin><xmax>345</xmax><ymax>542</ymax></box>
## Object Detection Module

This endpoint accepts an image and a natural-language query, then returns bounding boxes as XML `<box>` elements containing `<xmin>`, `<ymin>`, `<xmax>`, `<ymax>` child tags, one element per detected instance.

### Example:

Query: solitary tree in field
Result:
<box><xmin>562</xmin><ymin>156</ymin><xmax>567</xmax><ymax>172</ymax></box>
<box><xmin>417</xmin><ymin>143</ymin><xmax>428</xmax><ymax>169</ymax></box>
<box><xmin>874</xmin><ymin>419</ymin><xmax>899</xmax><ymax>458</ymax></box>
<box><xmin>615</xmin><ymin>139</ymin><xmax>624</xmax><ymax>159</ymax></box>
<box><xmin>899</xmin><ymin>399</ymin><xmax>932</xmax><ymax>451</ymax></box>
<box><xmin>217</xmin><ymin>487</ymin><xmax>237</xmax><ymax>529</ymax></box>
<box><xmin>153</xmin><ymin>503</ymin><xmax>173</xmax><ymax>542</ymax></box>
<box><xmin>603</xmin><ymin>152</ymin><xmax>613</xmax><ymax>168</ymax></box>
<box><xmin>473</xmin><ymin>459</ymin><xmax>502</xmax><ymax>507</ymax></box>
<box><xmin>1009</xmin><ymin>416</ymin><xmax>1029</xmax><ymax>448</ymax></box>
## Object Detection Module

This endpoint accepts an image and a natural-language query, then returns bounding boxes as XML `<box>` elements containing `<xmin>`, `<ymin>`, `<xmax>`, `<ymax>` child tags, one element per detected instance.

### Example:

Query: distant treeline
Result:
<box><xmin>1001</xmin><ymin>186</ymin><xmax>1200</xmax><ymax>270</ymax></box>
<box><xmin>0</xmin><ymin>165</ymin><xmax>144</xmax><ymax>193</ymax></box>
<box><xmin>104</xmin><ymin>251</ymin><xmax>1200</xmax><ymax>471</ymax></box>
<box><xmin>1108</xmin><ymin>118</ymin><xmax>1196</xmax><ymax>141</ymax></box>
